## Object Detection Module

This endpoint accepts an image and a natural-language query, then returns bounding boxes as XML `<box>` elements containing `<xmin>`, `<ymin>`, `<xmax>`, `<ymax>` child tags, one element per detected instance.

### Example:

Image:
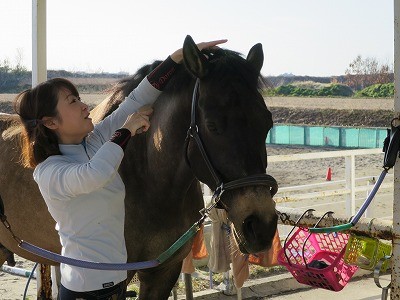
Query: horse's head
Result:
<box><xmin>183</xmin><ymin>36</ymin><xmax>278</xmax><ymax>254</ymax></box>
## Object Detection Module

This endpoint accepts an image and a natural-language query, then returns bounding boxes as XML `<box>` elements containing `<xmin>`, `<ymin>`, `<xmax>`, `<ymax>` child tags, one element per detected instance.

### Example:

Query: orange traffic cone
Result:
<box><xmin>326</xmin><ymin>167</ymin><xmax>332</xmax><ymax>181</ymax></box>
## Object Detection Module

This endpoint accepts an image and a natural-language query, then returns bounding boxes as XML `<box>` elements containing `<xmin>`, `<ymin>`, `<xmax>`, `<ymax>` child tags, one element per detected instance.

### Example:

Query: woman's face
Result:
<box><xmin>52</xmin><ymin>88</ymin><xmax>94</xmax><ymax>144</ymax></box>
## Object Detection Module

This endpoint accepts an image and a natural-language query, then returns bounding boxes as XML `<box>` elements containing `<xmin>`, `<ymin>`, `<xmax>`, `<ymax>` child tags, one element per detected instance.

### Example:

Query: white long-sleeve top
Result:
<box><xmin>33</xmin><ymin>78</ymin><xmax>161</xmax><ymax>292</ymax></box>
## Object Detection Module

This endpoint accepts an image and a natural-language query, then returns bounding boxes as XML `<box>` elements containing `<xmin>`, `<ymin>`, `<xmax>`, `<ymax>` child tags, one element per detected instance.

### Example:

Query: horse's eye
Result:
<box><xmin>206</xmin><ymin>121</ymin><xmax>218</xmax><ymax>132</ymax></box>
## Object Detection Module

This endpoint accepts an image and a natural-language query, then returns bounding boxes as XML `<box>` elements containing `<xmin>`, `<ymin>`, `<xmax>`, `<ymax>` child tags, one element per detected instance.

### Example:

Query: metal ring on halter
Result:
<box><xmin>374</xmin><ymin>255</ymin><xmax>392</xmax><ymax>290</ymax></box>
<box><xmin>199</xmin><ymin>200</ymin><xmax>218</xmax><ymax>217</ymax></box>
<box><xmin>198</xmin><ymin>183</ymin><xmax>227</xmax><ymax>217</ymax></box>
<box><xmin>188</xmin><ymin>125</ymin><xmax>199</xmax><ymax>137</ymax></box>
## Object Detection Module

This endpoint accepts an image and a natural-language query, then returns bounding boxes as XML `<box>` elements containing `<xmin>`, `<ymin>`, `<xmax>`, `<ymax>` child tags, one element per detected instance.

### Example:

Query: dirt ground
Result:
<box><xmin>1</xmin><ymin>94</ymin><xmax>395</xmax><ymax>127</ymax></box>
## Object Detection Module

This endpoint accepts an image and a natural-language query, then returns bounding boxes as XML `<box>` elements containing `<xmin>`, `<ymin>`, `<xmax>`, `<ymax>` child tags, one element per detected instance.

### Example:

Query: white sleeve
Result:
<box><xmin>34</xmin><ymin>142</ymin><xmax>124</xmax><ymax>200</ymax></box>
<box><xmin>88</xmin><ymin>78</ymin><xmax>161</xmax><ymax>146</ymax></box>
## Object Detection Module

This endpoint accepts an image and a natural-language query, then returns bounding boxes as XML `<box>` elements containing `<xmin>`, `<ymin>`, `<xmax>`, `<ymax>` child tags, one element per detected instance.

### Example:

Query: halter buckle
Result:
<box><xmin>213</xmin><ymin>183</ymin><xmax>224</xmax><ymax>201</ymax></box>
<box><xmin>187</xmin><ymin>125</ymin><xmax>199</xmax><ymax>138</ymax></box>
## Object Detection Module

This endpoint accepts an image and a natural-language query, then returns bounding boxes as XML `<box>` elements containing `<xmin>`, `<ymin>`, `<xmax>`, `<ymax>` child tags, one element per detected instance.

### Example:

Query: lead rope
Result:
<box><xmin>23</xmin><ymin>262</ymin><xmax>38</xmax><ymax>300</ymax></box>
<box><xmin>0</xmin><ymin>180</ymin><xmax>231</xmax><ymax>270</ymax></box>
<box><xmin>0</xmin><ymin>204</ymin><xmax>214</xmax><ymax>270</ymax></box>
<box><xmin>0</xmin><ymin>208</ymin><xmax>206</xmax><ymax>270</ymax></box>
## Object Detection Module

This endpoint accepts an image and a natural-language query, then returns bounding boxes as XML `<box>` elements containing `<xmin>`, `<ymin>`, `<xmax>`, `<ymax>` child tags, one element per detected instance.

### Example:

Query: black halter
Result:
<box><xmin>185</xmin><ymin>78</ymin><xmax>278</xmax><ymax>213</ymax></box>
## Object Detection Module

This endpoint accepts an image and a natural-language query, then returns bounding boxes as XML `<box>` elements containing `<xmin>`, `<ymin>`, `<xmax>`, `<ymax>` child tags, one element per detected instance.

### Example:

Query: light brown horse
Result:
<box><xmin>0</xmin><ymin>36</ymin><xmax>278</xmax><ymax>299</ymax></box>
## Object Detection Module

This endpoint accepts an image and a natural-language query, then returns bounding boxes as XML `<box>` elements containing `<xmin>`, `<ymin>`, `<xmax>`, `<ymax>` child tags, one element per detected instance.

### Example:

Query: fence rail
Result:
<box><xmin>268</xmin><ymin>148</ymin><xmax>387</xmax><ymax>217</ymax></box>
<box><xmin>203</xmin><ymin>148</ymin><xmax>390</xmax><ymax>218</ymax></box>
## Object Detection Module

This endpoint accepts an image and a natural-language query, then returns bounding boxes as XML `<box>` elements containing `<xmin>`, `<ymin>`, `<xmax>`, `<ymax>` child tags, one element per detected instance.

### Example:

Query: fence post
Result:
<box><xmin>345</xmin><ymin>155</ymin><xmax>356</xmax><ymax>217</ymax></box>
<box><xmin>392</xmin><ymin>1</ymin><xmax>400</xmax><ymax>298</ymax></box>
<box><xmin>184</xmin><ymin>273</ymin><xmax>193</xmax><ymax>300</ymax></box>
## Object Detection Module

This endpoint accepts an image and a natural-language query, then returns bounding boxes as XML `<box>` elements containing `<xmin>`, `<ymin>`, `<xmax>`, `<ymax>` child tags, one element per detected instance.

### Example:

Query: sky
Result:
<box><xmin>0</xmin><ymin>0</ymin><xmax>394</xmax><ymax>77</ymax></box>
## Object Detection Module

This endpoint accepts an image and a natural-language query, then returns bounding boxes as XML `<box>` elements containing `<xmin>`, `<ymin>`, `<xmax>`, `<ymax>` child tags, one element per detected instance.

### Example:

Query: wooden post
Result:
<box><xmin>184</xmin><ymin>273</ymin><xmax>194</xmax><ymax>300</ymax></box>
<box><xmin>32</xmin><ymin>0</ymin><xmax>51</xmax><ymax>298</ymax></box>
<box><xmin>392</xmin><ymin>1</ymin><xmax>400</xmax><ymax>298</ymax></box>
<box><xmin>32</xmin><ymin>0</ymin><xmax>47</xmax><ymax>86</ymax></box>
<box><xmin>37</xmin><ymin>264</ymin><xmax>52</xmax><ymax>299</ymax></box>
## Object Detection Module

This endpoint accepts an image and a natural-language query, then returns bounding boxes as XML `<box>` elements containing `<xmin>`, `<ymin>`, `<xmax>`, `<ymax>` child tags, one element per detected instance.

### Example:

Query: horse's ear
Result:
<box><xmin>247</xmin><ymin>43</ymin><xmax>264</xmax><ymax>74</ymax></box>
<box><xmin>183</xmin><ymin>35</ymin><xmax>209</xmax><ymax>78</ymax></box>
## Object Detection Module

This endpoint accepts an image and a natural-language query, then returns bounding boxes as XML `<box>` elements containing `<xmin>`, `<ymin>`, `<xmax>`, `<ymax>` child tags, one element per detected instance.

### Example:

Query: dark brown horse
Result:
<box><xmin>0</xmin><ymin>35</ymin><xmax>278</xmax><ymax>299</ymax></box>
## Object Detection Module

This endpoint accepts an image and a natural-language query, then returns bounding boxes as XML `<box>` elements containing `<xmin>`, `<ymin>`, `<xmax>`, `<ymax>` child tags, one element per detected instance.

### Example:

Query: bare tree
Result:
<box><xmin>14</xmin><ymin>48</ymin><xmax>27</xmax><ymax>73</ymax></box>
<box><xmin>345</xmin><ymin>55</ymin><xmax>393</xmax><ymax>90</ymax></box>
<box><xmin>0</xmin><ymin>51</ymin><xmax>29</xmax><ymax>92</ymax></box>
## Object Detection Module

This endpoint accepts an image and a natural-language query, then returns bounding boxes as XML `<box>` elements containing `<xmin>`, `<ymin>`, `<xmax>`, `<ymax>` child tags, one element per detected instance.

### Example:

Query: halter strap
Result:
<box><xmin>185</xmin><ymin>78</ymin><xmax>278</xmax><ymax>210</ymax></box>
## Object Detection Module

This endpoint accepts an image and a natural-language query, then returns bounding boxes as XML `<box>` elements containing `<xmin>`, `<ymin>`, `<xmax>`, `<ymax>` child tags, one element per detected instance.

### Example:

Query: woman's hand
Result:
<box><xmin>170</xmin><ymin>39</ymin><xmax>228</xmax><ymax>63</ymax></box>
<box><xmin>122</xmin><ymin>106</ymin><xmax>153</xmax><ymax>136</ymax></box>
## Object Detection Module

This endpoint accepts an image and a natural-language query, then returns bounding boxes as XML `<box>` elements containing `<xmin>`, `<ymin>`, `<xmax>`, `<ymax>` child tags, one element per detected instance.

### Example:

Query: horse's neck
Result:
<box><xmin>150</xmin><ymin>90</ymin><xmax>192</xmax><ymax>173</ymax></box>
<box><xmin>122</xmin><ymin>88</ymin><xmax>195</xmax><ymax>195</ymax></box>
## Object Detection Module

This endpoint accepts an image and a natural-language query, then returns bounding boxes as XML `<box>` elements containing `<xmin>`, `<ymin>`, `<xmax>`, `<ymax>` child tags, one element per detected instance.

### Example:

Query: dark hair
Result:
<box><xmin>14</xmin><ymin>78</ymin><xmax>79</xmax><ymax>168</ymax></box>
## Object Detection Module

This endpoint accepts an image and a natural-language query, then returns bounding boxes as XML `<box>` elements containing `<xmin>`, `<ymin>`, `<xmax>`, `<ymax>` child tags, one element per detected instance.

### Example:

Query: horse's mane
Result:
<box><xmin>0</xmin><ymin>114</ymin><xmax>23</xmax><ymax>141</ymax></box>
<box><xmin>97</xmin><ymin>47</ymin><xmax>271</xmax><ymax>119</ymax></box>
<box><xmin>98</xmin><ymin>61</ymin><xmax>163</xmax><ymax>119</ymax></box>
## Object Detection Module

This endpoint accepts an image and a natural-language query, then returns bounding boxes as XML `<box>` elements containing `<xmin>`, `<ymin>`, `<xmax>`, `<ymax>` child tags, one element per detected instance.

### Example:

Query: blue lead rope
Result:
<box><xmin>350</xmin><ymin>169</ymin><xmax>387</xmax><ymax>225</ymax></box>
<box><xmin>18</xmin><ymin>219</ymin><xmax>203</xmax><ymax>270</ymax></box>
<box><xmin>310</xmin><ymin>119</ymin><xmax>400</xmax><ymax>234</ymax></box>
<box><xmin>309</xmin><ymin>169</ymin><xmax>387</xmax><ymax>233</ymax></box>
<box><xmin>20</xmin><ymin>242</ymin><xmax>160</xmax><ymax>270</ymax></box>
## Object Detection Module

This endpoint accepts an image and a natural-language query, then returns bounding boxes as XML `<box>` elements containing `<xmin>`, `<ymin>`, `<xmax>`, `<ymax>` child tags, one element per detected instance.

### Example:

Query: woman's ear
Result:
<box><xmin>41</xmin><ymin>117</ymin><xmax>58</xmax><ymax>130</ymax></box>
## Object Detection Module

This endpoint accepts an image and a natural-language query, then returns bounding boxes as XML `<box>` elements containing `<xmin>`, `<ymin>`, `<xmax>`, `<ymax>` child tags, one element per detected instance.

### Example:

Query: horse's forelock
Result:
<box><xmin>203</xmin><ymin>48</ymin><xmax>267</xmax><ymax>88</ymax></box>
<box><xmin>201</xmin><ymin>49</ymin><xmax>272</xmax><ymax>128</ymax></box>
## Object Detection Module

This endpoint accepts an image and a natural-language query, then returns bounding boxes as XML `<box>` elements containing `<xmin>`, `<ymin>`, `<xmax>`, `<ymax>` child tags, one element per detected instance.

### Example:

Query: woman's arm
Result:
<box><xmin>89</xmin><ymin>39</ymin><xmax>228</xmax><ymax>146</ymax></box>
<box><xmin>88</xmin><ymin>57</ymin><xmax>177</xmax><ymax>146</ymax></box>
<box><xmin>34</xmin><ymin>142</ymin><xmax>124</xmax><ymax>200</ymax></box>
<box><xmin>34</xmin><ymin>107</ymin><xmax>152</xmax><ymax>199</ymax></box>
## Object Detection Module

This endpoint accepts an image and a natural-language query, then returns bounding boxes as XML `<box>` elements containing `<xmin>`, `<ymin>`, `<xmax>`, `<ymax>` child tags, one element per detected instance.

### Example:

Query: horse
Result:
<box><xmin>0</xmin><ymin>35</ymin><xmax>278</xmax><ymax>299</ymax></box>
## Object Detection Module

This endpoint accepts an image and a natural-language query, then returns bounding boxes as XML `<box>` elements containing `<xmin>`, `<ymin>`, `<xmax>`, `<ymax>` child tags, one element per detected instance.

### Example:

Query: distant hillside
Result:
<box><xmin>2</xmin><ymin>69</ymin><xmax>355</xmax><ymax>93</ymax></box>
<box><xmin>1</xmin><ymin>70</ymin><xmax>129</xmax><ymax>93</ymax></box>
<box><xmin>265</xmin><ymin>75</ymin><xmax>347</xmax><ymax>87</ymax></box>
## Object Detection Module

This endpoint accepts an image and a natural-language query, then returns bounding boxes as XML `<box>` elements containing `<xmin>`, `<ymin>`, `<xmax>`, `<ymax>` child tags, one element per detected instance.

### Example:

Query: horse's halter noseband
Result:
<box><xmin>185</xmin><ymin>78</ymin><xmax>278</xmax><ymax>215</ymax></box>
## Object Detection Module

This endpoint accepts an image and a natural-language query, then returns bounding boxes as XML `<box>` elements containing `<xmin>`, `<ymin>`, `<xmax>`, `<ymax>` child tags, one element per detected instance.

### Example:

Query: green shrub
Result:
<box><xmin>318</xmin><ymin>84</ymin><xmax>353</xmax><ymax>97</ymax></box>
<box><xmin>275</xmin><ymin>85</ymin><xmax>295</xmax><ymax>96</ymax></box>
<box><xmin>265</xmin><ymin>83</ymin><xmax>353</xmax><ymax>97</ymax></box>
<box><xmin>355</xmin><ymin>83</ymin><xmax>394</xmax><ymax>98</ymax></box>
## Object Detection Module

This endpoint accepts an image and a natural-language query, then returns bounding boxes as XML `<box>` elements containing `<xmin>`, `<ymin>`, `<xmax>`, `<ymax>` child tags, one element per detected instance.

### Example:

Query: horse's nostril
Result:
<box><xmin>243</xmin><ymin>214</ymin><xmax>278</xmax><ymax>245</ymax></box>
<box><xmin>243</xmin><ymin>215</ymin><xmax>258</xmax><ymax>241</ymax></box>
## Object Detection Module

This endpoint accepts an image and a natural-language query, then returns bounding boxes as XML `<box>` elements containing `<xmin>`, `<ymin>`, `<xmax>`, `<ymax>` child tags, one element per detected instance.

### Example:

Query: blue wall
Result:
<box><xmin>266</xmin><ymin>125</ymin><xmax>387</xmax><ymax>148</ymax></box>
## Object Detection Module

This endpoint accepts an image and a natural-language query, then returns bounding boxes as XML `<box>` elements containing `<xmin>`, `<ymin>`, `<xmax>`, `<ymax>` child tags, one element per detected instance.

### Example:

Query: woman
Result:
<box><xmin>14</xmin><ymin>39</ymin><xmax>227</xmax><ymax>300</ymax></box>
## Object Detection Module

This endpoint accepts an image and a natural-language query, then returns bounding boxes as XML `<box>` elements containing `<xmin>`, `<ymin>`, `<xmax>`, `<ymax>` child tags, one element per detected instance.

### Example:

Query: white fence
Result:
<box><xmin>268</xmin><ymin>148</ymin><xmax>391</xmax><ymax>218</ymax></box>
<box><xmin>203</xmin><ymin>148</ymin><xmax>392</xmax><ymax>220</ymax></box>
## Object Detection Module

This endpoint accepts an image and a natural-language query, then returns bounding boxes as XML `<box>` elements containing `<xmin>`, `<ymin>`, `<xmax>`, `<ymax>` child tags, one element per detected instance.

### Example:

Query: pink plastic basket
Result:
<box><xmin>278</xmin><ymin>210</ymin><xmax>358</xmax><ymax>291</ymax></box>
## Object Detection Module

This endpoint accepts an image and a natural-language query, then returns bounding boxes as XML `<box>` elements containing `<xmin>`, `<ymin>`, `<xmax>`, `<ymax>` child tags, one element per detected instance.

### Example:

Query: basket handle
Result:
<box><xmin>302</xmin><ymin>211</ymin><xmax>334</xmax><ymax>268</ymax></box>
<box><xmin>374</xmin><ymin>255</ymin><xmax>392</xmax><ymax>292</ymax></box>
<box><xmin>283</xmin><ymin>209</ymin><xmax>315</xmax><ymax>265</ymax></box>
